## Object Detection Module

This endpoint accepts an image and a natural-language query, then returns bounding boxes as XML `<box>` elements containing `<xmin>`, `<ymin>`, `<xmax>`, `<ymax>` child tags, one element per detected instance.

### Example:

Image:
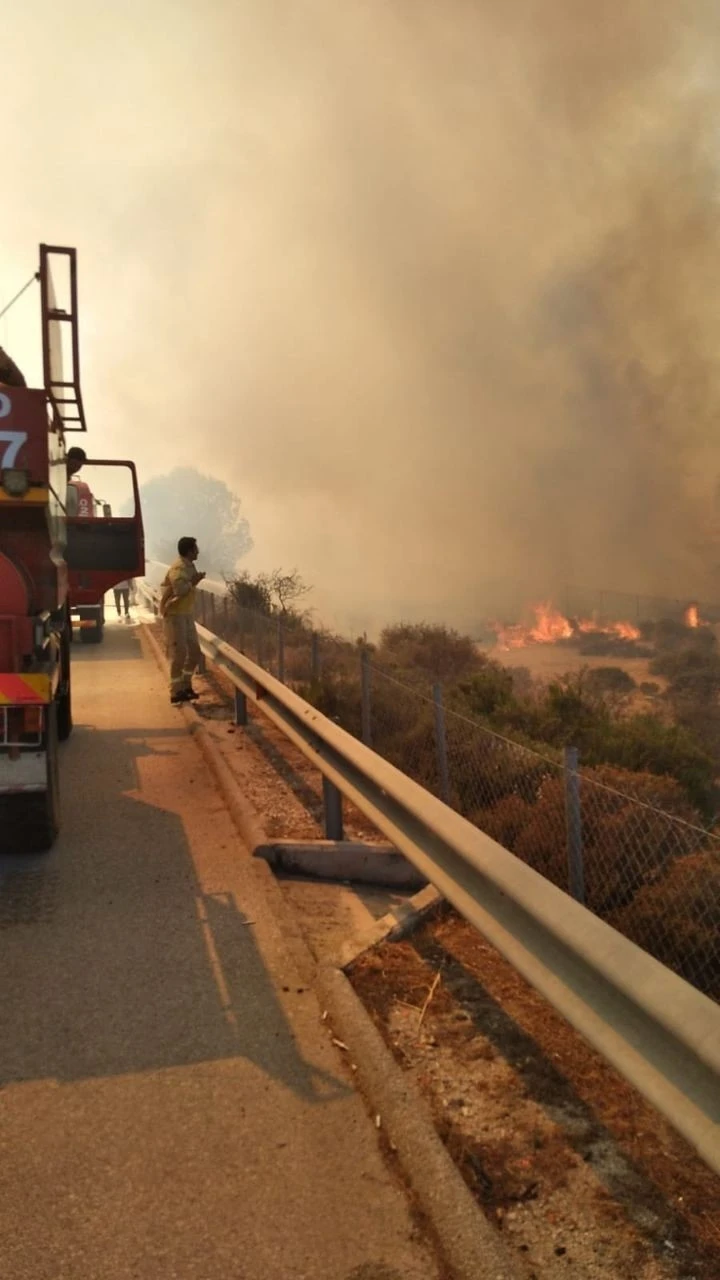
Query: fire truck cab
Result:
<box><xmin>67</xmin><ymin>475</ymin><xmax>117</xmax><ymax>642</ymax></box>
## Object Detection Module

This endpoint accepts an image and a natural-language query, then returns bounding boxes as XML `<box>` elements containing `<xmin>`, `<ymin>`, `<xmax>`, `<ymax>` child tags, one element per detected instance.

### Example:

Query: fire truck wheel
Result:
<box><xmin>37</xmin><ymin>701</ymin><xmax>61</xmax><ymax>847</ymax></box>
<box><xmin>57</xmin><ymin>630</ymin><xmax>73</xmax><ymax>742</ymax></box>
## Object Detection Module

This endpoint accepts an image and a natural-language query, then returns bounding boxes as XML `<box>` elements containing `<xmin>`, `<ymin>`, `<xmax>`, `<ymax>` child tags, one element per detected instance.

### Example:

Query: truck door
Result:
<box><xmin>65</xmin><ymin>459</ymin><xmax>145</xmax><ymax>593</ymax></box>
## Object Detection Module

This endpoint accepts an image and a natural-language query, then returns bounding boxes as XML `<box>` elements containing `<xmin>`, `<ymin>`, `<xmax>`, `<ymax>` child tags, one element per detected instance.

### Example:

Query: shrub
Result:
<box><xmin>445</xmin><ymin>721</ymin><xmax>555</xmax><ymax>815</ymax></box>
<box><xmin>455</xmin><ymin>663</ymin><xmax>515</xmax><ymax>716</ymax></box>
<box><xmin>581</xmin><ymin>797</ymin><xmax>704</xmax><ymax>913</ymax></box>
<box><xmin>651</xmin><ymin>618</ymin><xmax>694</xmax><ymax>652</ymax></box>
<box><xmin>613</xmin><ymin>849</ymin><xmax>720</xmax><ymax>997</ymax></box>
<box><xmin>473</xmin><ymin>793</ymin><xmax>534</xmax><ymax>850</ymax></box>
<box><xmin>227</xmin><ymin>571</ymin><xmax>273</xmax><ymax>615</ymax></box>
<box><xmin>467</xmin><ymin>763</ymin><xmax>706</xmax><ymax>912</ymax></box>
<box><xmin>584</xmin><ymin>666</ymin><xmax>636</xmax><ymax>697</ymax></box>
<box><xmin>303</xmin><ymin>672</ymin><xmax>362</xmax><ymax>737</ymax></box>
<box><xmin>652</xmin><ymin>647</ymin><xmax>720</xmax><ymax>703</ymax></box>
<box><xmin>377</xmin><ymin>623</ymin><xmax>483</xmax><ymax>683</ymax></box>
<box><xmin>512</xmin><ymin>776</ymin><xmax>568</xmax><ymax>888</ymax></box>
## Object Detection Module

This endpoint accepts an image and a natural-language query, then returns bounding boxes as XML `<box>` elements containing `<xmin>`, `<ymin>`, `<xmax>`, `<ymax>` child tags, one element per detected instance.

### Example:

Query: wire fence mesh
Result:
<box><xmin>189</xmin><ymin>584</ymin><xmax>720</xmax><ymax>1001</ymax></box>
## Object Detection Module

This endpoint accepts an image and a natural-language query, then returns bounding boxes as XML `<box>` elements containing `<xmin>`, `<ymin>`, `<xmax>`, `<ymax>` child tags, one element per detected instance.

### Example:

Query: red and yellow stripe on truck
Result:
<box><xmin>0</xmin><ymin>674</ymin><xmax>53</xmax><ymax>704</ymax></box>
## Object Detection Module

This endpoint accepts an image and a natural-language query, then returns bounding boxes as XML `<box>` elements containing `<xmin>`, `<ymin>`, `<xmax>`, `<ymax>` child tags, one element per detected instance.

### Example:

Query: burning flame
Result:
<box><xmin>492</xmin><ymin>602</ymin><xmax>640</xmax><ymax>650</ymax></box>
<box><xmin>684</xmin><ymin>604</ymin><xmax>700</xmax><ymax>628</ymax></box>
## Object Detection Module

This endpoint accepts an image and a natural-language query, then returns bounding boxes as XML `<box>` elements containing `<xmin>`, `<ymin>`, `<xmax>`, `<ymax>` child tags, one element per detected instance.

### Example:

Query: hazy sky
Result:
<box><xmin>3</xmin><ymin>2</ymin><xmax>720</xmax><ymax>625</ymax></box>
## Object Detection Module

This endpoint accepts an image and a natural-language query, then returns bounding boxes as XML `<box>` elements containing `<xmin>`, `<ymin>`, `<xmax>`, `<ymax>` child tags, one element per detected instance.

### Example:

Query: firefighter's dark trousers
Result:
<box><xmin>164</xmin><ymin>614</ymin><xmax>201</xmax><ymax>695</ymax></box>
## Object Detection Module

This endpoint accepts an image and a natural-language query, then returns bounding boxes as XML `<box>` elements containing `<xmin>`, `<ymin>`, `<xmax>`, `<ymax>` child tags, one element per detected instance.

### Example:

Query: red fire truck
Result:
<box><xmin>67</xmin><ymin>476</ymin><xmax>114</xmax><ymax>642</ymax></box>
<box><xmin>0</xmin><ymin>244</ymin><xmax>144</xmax><ymax>850</ymax></box>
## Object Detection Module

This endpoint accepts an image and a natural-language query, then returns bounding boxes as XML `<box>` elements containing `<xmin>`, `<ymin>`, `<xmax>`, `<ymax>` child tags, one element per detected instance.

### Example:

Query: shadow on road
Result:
<box><xmin>0</xmin><ymin>709</ymin><xmax>346</xmax><ymax>1105</ymax></box>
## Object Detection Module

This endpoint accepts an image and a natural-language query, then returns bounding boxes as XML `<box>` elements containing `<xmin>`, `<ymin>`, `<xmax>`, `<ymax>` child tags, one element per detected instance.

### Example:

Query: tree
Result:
<box><xmin>267</xmin><ymin>569</ymin><xmax>311</xmax><ymax>616</ymax></box>
<box><xmin>137</xmin><ymin>468</ymin><xmax>253</xmax><ymax>576</ymax></box>
<box><xmin>226</xmin><ymin>567</ymin><xmax>312</xmax><ymax>619</ymax></box>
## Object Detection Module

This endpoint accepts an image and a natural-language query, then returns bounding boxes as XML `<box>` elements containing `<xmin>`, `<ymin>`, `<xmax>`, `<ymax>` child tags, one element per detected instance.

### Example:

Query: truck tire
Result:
<box><xmin>30</xmin><ymin>702</ymin><xmax>61</xmax><ymax>851</ymax></box>
<box><xmin>0</xmin><ymin>703</ymin><xmax>61</xmax><ymax>854</ymax></box>
<box><xmin>57</xmin><ymin>624</ymin><xmax>72</xmax><ymax>742</ymax></box>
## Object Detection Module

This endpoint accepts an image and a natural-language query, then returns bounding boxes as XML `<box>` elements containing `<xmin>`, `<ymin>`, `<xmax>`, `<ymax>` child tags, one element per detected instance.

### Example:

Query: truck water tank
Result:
<box><xmin>0</xmin><ymin>552</ymin><xmax>31</xmax><ymax>671</ymax></box>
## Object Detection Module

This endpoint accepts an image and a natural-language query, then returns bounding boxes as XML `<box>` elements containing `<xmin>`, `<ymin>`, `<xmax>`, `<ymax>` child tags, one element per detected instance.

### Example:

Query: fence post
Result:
<box><xmin>311</xmin><ymin>631</ymin><xmax>320</xmax><ymax>682</ymax></box>
<box><xmin>322</xmin><ymin>776</ymin><xmax>344</xmax><ymax>840</ymax></box>
<box><xmin>234</xmin><ymin>688</ymin><xmax>247</xmax><ymax>726</ymax></box>
<box><xmin>564</xmin><ymin>746</ymin><xmax>584</xmax><ymax>903</ymax></box>
<box><xmin>209</xmin><ymin>593</ymin><xmax>216</xmax><ymax>632</ymax></box>
<box><xmin>360</xmin><ymin>649</ymin><xmax>372</xmax><ymax>746</ymax></box>
<box><xmin>277</xmin><ymin>617</ymin><xmax>285</xmax><ymax>682</ymax></box>
<box><xmin>256</xmin><ymin>616</ymin><xmax>264</xmax><ymax>669</ymax></box>
<box><xmin>432</xmin><ymin>683</ymin><xmax>451</xmax><ymax>804</ymax></box>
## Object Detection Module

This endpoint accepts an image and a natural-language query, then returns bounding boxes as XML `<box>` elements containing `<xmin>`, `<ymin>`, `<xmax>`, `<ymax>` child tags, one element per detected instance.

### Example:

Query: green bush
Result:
<box><xmin>377</xmin><ymin>622</ymin><xmax>483</xmax><ymax>684</ymax></box>
<box><xmin>455</xmin><ymin>663</ymin><xmax>515</xmax><ymax>716</ymax></box>
<box><xmin>472</xmin><ymin>675</ymin><xmax>716</xmax><ymax>814</ymax></box>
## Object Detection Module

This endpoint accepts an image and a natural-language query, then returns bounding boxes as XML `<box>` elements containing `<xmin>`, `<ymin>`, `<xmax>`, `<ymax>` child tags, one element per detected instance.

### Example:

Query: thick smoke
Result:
<box><xmin>2</xmin><ymin>1</ymin><xmax>720</xmax><ymax>629</ymax></box>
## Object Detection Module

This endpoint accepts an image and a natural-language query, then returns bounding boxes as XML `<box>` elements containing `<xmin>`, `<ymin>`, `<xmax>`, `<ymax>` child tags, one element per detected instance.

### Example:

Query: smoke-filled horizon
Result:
<box><xmin>2</xmin><ymin>1</ymin><xmax>720</xmax><ymax>627</ymax></box>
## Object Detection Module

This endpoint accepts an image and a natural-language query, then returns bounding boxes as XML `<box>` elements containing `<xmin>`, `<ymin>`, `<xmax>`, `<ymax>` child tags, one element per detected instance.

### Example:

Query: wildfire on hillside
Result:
<box><xmin>491</xmin><ymin>601</ymin><xmax>641</xmax><ymax>651</ymax></box>
<box><xmin>492</xmin><ymin>600</ymin><xmax>711</xmax><ymax>650</ymax></box>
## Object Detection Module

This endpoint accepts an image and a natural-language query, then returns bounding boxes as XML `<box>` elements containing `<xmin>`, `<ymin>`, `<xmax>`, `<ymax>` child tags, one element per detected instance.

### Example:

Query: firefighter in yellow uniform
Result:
<box><xmin>160</xmin><ymin>537</ymin><xmax>206</xmax><ymax>704</ymax></box>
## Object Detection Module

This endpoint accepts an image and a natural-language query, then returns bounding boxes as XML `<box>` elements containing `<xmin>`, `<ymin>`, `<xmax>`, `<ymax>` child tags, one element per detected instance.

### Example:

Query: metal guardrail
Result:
<box><xmin>137</xmin><ymin>579</ymin><xmax>720</xmax><ymax>1176</ymax></box>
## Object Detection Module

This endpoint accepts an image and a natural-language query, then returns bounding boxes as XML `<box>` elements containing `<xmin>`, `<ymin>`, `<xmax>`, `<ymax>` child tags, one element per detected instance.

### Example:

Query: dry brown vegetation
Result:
<box><xmin>205</xmin><ymin>584</ymin><xmax>720</xmax><ymax>997</ymax></box>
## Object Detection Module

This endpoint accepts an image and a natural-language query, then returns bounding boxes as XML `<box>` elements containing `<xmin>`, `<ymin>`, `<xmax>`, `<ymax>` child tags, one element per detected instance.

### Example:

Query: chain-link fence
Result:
<box><xmin>192</xmin><ymin>585</ymin><xmax>720</xmax><ymax>1001</ymax></box>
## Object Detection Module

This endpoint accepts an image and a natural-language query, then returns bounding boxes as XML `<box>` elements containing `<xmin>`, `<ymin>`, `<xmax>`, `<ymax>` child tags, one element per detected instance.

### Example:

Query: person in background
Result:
<box><xmin>66</xmin><ymin>445</ymin><xmax>87</xmax><ymax>478</ymax></box>
<box><xmin>114</xmin><ymin>580</ymin><xmax>131</xmax><ymax>621</ymax></box>
<box><xmin>65</xmin><ymin>446</ymin><xmax>88</xmax><ymax>517</ymax></box>
<box><xmin>159</xmin><ymin>537</ymin><xmax>206</xmax><ymax>704</ymax></box>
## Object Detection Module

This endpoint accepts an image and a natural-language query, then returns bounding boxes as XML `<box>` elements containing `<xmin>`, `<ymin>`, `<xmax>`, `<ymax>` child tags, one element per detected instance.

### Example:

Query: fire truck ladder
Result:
<box><xmin>39</xmin><ymin>244</ymin><xmax>87</xmax><ymax>433</ymax></box>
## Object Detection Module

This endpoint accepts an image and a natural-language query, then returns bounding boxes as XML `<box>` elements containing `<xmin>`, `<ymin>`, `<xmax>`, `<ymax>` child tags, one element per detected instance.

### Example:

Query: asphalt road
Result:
<box><xmin>0</xmin><ymin>620</ymin><xmax>439</xmax><ymax>1279</ymax></box>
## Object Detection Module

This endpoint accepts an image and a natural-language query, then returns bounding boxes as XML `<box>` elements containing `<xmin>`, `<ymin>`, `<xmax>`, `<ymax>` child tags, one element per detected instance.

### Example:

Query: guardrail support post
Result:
<box><xmin>234</xmin><ymin>688</ymin><xmax>248</xmax><ymax>726</ymax></box>
<box><xmin>361</xmin><ymin>649</ymin><xmax>372</xmax><ymax>747</ymax></box>
<box><xmin>277</xmin><ymin>618</ymin><xmax>285</xmax><ymax>682</ymax></box>
<box><xmin>311</xmin><ymin>631</ymin><xmax>320</xmax><ymax>682</ymax></box>
<box><xmin>322</xmin><ymin>776</ymin><xmax>344</xmax><ymax>840</ymax></box>
<box><xmin>564</xmin><ymin>746</ymin><xmax>584</xmax><ymax>903</ymax></box>
<box><xmin>433</xmin><ymin>683</ymin><xmax>451</xmax><ymax>804</ymax></box>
